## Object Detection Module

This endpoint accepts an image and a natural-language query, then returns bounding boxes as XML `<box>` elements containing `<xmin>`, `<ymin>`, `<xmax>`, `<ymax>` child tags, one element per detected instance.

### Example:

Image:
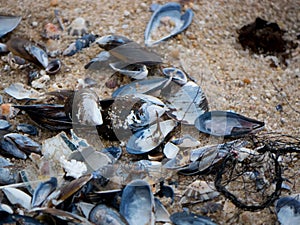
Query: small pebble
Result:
<box><xmin>123</xmin><ymin>10</ymin><xmax>130</xmax><ymax>17</ymax></box>
<box><xmin>50</xmin><ymin>0</ymin><xmax>59</xmax><ymax>7</ymax></box>
<box><xmin>31</xmin><ymin>21</ymin><xmax>38</xmax><ymax>27</ymax></box>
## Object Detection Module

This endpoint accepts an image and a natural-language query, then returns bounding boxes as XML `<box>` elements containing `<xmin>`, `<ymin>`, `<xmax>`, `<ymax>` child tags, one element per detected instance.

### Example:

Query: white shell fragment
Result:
<box><xmin>4</xmin><ymin>83</ymin><xmax>40</xmax><ymax>100</ymax></box>
<box><xmin>163</xmin><ymin>142</ymin><xmax>180</xmax><ymax>159</ymax></box>
<box><xmin>2</xmin><ymin>187</ymin><xmax>32</xmax><ymax>210</ymax></box>
<box><xmin>180</xmin><ymin>180</ymin><xmax>220</xmax><ymax>204</ymax></box>
<box><xmin>60</xmin><ymin>156</ymin><xmax>87</xmax><ymax>179</ymax></box>
<box><xmin>126</xmin><ymin>119</ymin><xmax>177</xmax><ymax>154</ymax></box>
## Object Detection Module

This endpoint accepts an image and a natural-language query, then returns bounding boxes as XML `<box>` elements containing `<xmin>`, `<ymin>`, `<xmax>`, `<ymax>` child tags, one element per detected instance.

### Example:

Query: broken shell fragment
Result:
<box><xmin>109</xmin><ymin>62</ymin><xmax>148</xmax><ymax>79</ymax></box>
<box><xmin>195</xmin><ymin>111</ymin><xmax>265</xmax><ymax>137</ymax></box>
<box><xmin>4</xmin><ymin>83</ymin><xmax>40</xmax><ymax>100</ymax></box>
<box><xmin>180</xmin><ymin>180</ymin><xmax>220</xmax><ymax>205</ymax></box>
<box><xmin>145</xmin><ymin>2</ymin><xmax>194</xmax><ymax>46</ymax></box>
<box><xmin>162</xmin><ymin>67</ymin><xmax>187</xmax><ymax>85</ymax></box>
<box><xmin>164</xmin><ymin>81</ymin><xmax>209</xmax><ymax>125</ymax></box>
<box><xmin>126</xmin><ymin>119</ymin><xmax>177</xmax><ymax>154</ymax></box>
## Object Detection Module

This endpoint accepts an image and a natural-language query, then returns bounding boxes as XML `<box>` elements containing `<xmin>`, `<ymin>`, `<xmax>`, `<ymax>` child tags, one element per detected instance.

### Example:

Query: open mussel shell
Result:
<box><xmin>120</xmin><ymin>179</ymin><xmax>155</xmax><ymax>225</ymax></box>
<box><xmin>144</xmin><ymin>2</ymin><xmax>194</xmax><ymax>46</ymax></box>
<box><xmin>164</xmin><ymin>81</ymin><xmax>209</xmax><ymax>125</ymax></box>
<box><xmin>31</xmin><ymin>177</ymin><xmax>57</xmax><ymax>208</ymax></box>
<box><xmin>89</xmin><ymin>204</ymin><xmax>129</xmax><ymax>225</ymax></box>
<box><xmin>6</xmin><ymin>37</ymin><xmax>48</xmax><ymax>68</ymax></box>
<box><xmin>0</xmin><ymin>15</ymin><xmax>22</xmax><ymax>38</ymax></box>
<box><xmin>170</xmin><ymin>211</ymin><xmax>217</xmax><ymax>225</ymax></box>
<box><xmin>126</xmin><ymin>119</ymin><xmax>177</xmax><ymax>154</ymax></box>
<box><xmin>194</xmin><ymin>111</ymin><xmax>265</xmax><ymax>137</ymax></box>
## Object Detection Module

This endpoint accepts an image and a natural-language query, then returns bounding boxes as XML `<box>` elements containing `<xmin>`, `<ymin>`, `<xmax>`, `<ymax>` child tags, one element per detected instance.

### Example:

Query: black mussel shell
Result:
<box><xmin>17</xmin><ymin>123</ymin><xmax>38</xmax><ymax>135</ymax></box>
<box><xmin>0</xmin><ymin>138</ymin><xmax>27</xmax><ymax>159</ymax></box>
<box><xmin>14</xmin><ymin>104</ymin><xmax>72</xmax><ymax>131</ymax></box>
<box><xmin>195</xmin><ymin>111</ymin><xmax>265</xmax><ymax>137</ymax></box>
<box><xmin>96</xmin><ymin>35</ymin><xmax>133</xmax><ymax>51</ymax></box>
<box><xmin>162</xmin><ymin>67</ymin><xmax>187</xmax><ymax>85</ymax></box>
<box><xmin>0</xmin><ymin>211</ymin><xmax>43</xmax><ymax>225</ymax></box>
<box><xmin>170</xmin><ymin>211</ymin><xmax>217</xmax><ymax>225</ymax></box>
<box><xmin>4</xmin><ymin>133</ymin><xmax>41</xmax><ymax>154</ymax></box>
<box><xmin>6</xmin><ymin>37</ymin><xmax>48</xmax><ymax>68</ymax></box>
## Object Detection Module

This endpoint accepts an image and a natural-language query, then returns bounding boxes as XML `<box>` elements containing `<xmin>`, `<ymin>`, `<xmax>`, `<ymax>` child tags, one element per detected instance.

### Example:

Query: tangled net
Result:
<box><xmin>214</xmin><ymin>133</ymin><xmax>300</xmax><ymax>211</ymax></box>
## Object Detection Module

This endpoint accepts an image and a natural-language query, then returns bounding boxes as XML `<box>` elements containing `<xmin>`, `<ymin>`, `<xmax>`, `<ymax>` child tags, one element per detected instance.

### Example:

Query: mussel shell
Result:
<box><xmin>0</xmin><ymin>137</ymin><xmax>27</xmax><ymax>159</ymax></box>
<box><xmin>6</xmin><ymin>37</ymin><xmax>48</xmax><ymax>68</ymax></box>
<box><xmin>45</xmin><ymin>59</ymin><xmax>61</xmax><ymax>75</ymax></box>
<box><xmin>31</xmin><ymin>177</ymin><xmax>57</xmax><ymax>208</ymax></box>
<box><xmin>194</xmin><ymin>111</ymin><xmax>265</xmax><ymax>137</ymax></box>
<box><xmin>275</xmin><ymin>196</ymin><xmax>300</xmax><ymax>225</ymax></box>
<box><xmin>109</xmin><ymin>41</ymin><xmax>162</xmax><ymax>66</ymax></box>
<box><xmin>126</xmin><ymin>119</ymin><xmax>177</xmax><ymax>154</ymax></box>
<box><xmin>0</xmin><ymin>119</ymin><xmax>11</xmax><ymax>130</ymax></box>
<box><xmin>112</xmin><ymin>77</ymin><xmax>170</xmax><ymax>98</ymax></box>
<box><xmin>144</xmin><ymin>2</ymin><xmax>194</xmax><ymax>46</ymax></box>
<box><xmin>89</xmin><ymin>204</ymin><xmax>128</xmax><ymax>225</ymax></box>
<box><xmin>69</xmin><ymin>89</ymin><xmax>103</xmax><ymax>126</ymax></box>
<box><xmin>14</xmin><ymin>104</ymin><xmax>72</xmax><ymax>130</ymax></box>
<box><xmin>0</xmin><ymin>211</ymin><xmax>43</xmax><ymax>225</ymax></box>
<box><xmin>120</xmin><ymin>179</ymin><xmax>155</xmax><ymax>225</ymax></box>
<box><xmin>16</xmin><ymin>123</ymin><xmax>38</xmax><ymax>135</ymax></box>
<box><xmin>96</xmin><ymin>35</ymin><xmax>133</xmax><ymax>51</ymax></box>
<box><xmin>4</xmin><ymin>133</ymin><xmax>41</xmax><ymax>154</ymax></box>
<box><xmin>0</xmin><ymin>167</ymin><xmax>18</xmax><ymax>185</ymax></box>
<box><xmin>164</xmin><ymin>81</ymin><xmax>209</xmax><ymax>125</ymax></box>
<box><xmin>0</xmin><ymin>15</ymin><xmax>22</xmax><ymax>38</ymax></box>
<box><xmin>170</xmin><ymin>211</ymin><xmax>217</xmax><ymax>225</ymax></box>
